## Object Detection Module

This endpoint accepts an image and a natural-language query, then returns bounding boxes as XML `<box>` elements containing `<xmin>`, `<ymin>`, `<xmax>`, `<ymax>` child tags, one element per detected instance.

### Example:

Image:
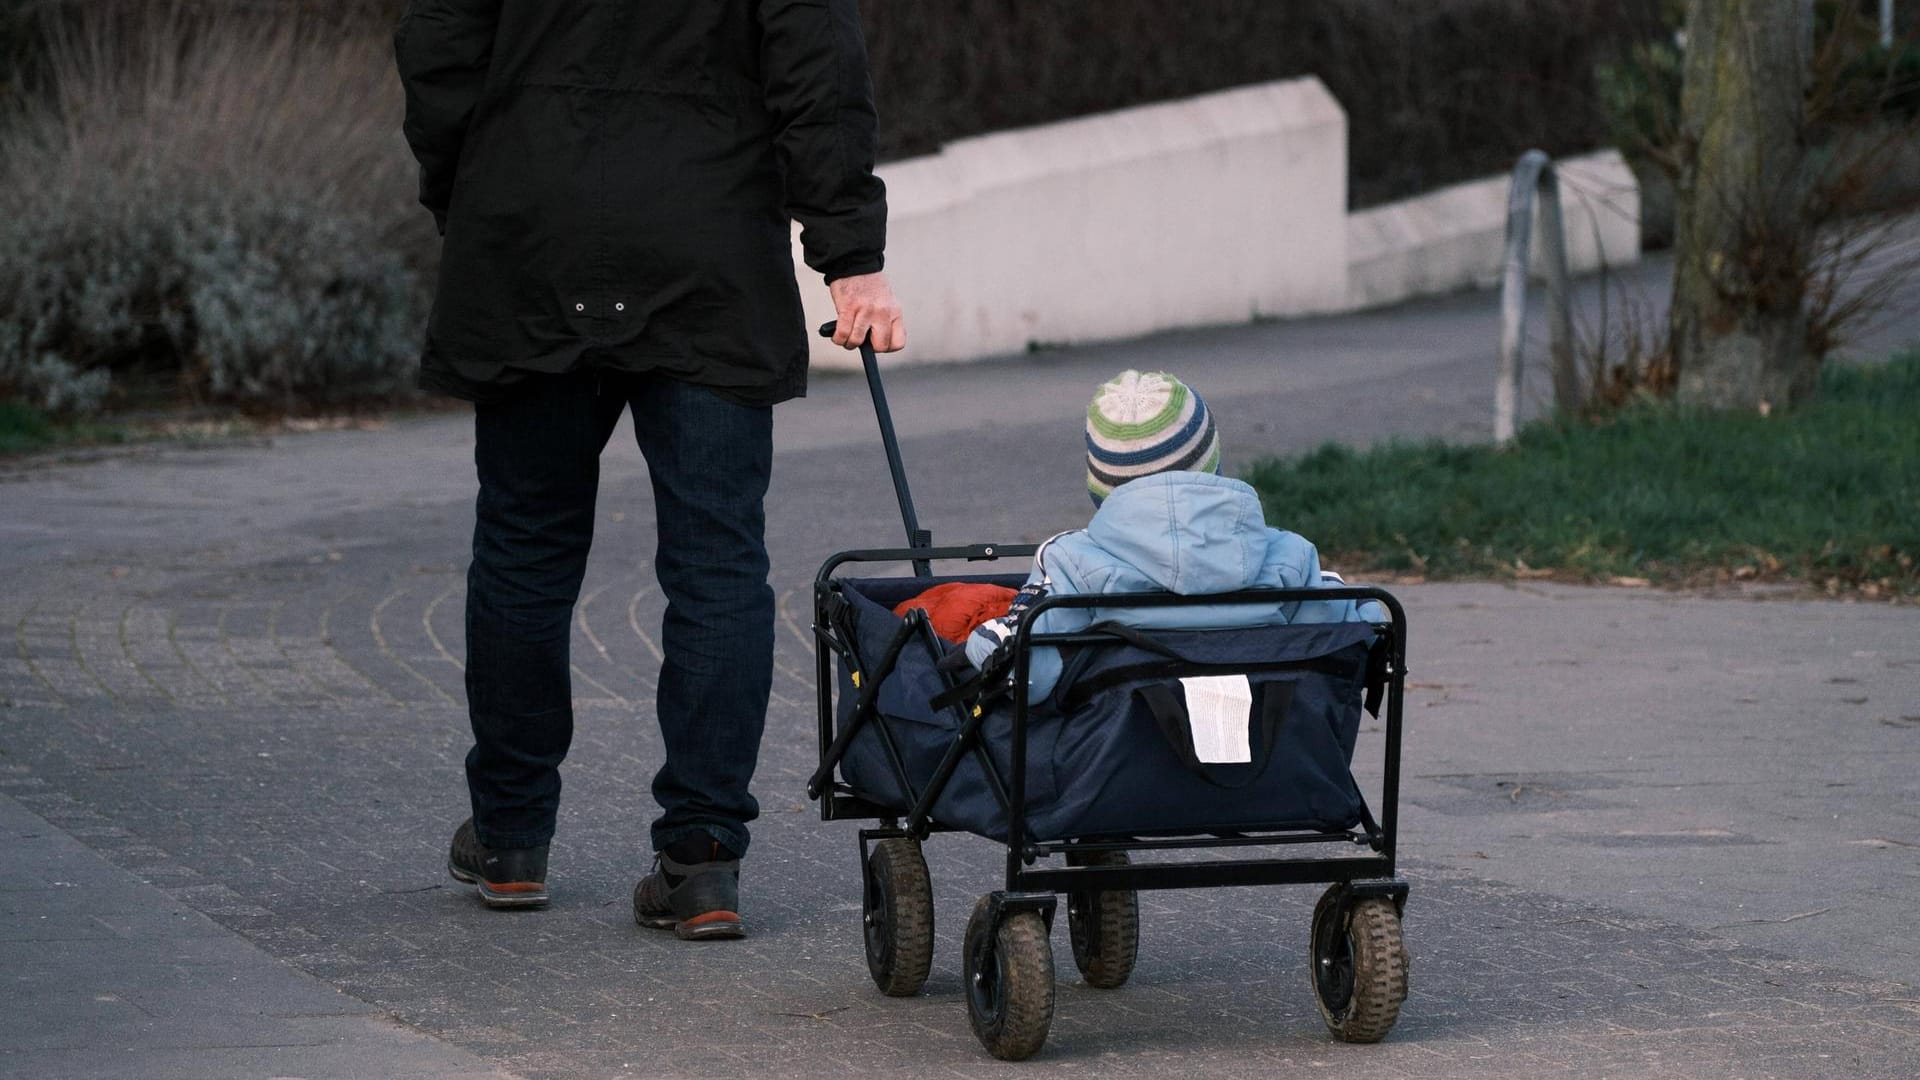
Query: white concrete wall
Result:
<box><xmin>795</xmin><ymin>82</ymin><xmax>1641</xmax><ymax>370</ymax></box>
<box><xmin>1346</xmin><ymin>149</ymin><xmax>1641</xmax><ymax>310</ymax></box>
<box><xmin>799</xmin><ymin>78</ymin><xmax>1349</xmax><ymax>371</ymax></box>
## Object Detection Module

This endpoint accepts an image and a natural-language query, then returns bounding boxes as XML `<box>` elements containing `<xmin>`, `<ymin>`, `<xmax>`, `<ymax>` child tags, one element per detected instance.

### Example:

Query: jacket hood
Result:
<box><xmin>1082</xmin><ymin>472</ymin><xmax>1269</xmax><ymax>594</ymax></box>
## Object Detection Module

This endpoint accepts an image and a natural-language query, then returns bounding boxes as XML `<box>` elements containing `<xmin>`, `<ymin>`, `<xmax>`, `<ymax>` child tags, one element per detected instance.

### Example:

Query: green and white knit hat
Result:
<box><xmin>1085</xmin><ymin>370</ymin><xmax>1221</xmax><ymax>506</ymax></box>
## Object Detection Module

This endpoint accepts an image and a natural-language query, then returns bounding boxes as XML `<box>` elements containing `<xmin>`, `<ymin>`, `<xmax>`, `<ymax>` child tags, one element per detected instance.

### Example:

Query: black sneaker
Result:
<box><xmin>632</xmin><ymin>837</ymin><xmax>745</xmax><ymax>940</ymax></box>
<box><xmin>447</xmin><ymin>819</ymin><xmax>549</xmax><ymax>909</ymax></box>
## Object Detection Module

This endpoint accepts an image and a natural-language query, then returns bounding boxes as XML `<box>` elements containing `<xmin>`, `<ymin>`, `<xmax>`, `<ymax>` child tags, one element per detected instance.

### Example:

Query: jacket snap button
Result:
<box><xmin>615</xmin><ymin>302</ymin><xmax>626</xmax><ymax>312</ymax></box>
<box><xmin>574</xmin><ymin>302</ymin><xmax>586</xmax><ymax>312</ymax></box>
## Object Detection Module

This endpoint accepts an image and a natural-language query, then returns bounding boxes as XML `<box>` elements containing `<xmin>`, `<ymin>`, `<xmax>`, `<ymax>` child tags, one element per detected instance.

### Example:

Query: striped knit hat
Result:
<box><xmin>1085</xmin><ymin>370</ymin><xmax>1221</xmax><ymax>506</ymax></box>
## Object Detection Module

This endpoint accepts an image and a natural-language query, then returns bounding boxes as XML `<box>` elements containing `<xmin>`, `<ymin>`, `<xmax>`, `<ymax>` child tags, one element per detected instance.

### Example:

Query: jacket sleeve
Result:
<box><xmin>962</xmin><ymin>543</ymin><xmax>1097</xmax><ymax>705</ymax></box>
<box><xmin>757</xmin><ymin>0</ymin><xmax>888</xmax><ymax>282</ymax></box>
<box><xmin>394</xmin><ymin>0</ymin><xmax>502</xmax><ymax>234</ymax></box>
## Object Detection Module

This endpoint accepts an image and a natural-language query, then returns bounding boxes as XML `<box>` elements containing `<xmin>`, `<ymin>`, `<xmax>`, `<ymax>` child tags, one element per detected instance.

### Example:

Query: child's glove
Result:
<box><xmin>963</xmin><ymin>569</ymin><xmax>1050</xmax><ymax>676</ymax></box>
<box><xmin>964</xmin><ymin>616</ymin><xmax>1014</xmax><ymax>671</ymax></box>
<box><xmin>928</xmin><ymin>616</ymin><xmax>1020</xmax><ymax>714</ymax></box>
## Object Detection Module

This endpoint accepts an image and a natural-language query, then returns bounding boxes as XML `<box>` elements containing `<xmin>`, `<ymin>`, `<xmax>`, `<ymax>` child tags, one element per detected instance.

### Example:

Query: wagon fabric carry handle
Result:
<box><xmin>1058</xmin><ymin>619</ymin><xmax>1391</xmax><ymax>719</ymax></box>
<box><xmin>1135</xmin><ymin>681</ymin><xmax>1295</xmax><ymax>791</ymax></box>
<box><xmin>1078</xmin><ymin>621</ymin><xmax>1296</xmax><ymax>789</ymax></box>
<box><xmin>821</xmin><ymin>321</ymin><xmax>932</xmax><ymax>577</ymax></box>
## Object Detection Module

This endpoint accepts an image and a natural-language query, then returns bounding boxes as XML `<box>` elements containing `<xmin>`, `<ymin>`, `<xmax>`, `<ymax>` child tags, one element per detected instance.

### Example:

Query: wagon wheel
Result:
<box><xmin>963</xmin><ymin>896</ymin><xmax>1055</xmax><ymax>1060</ymax></box>
<box><xmin>1309</xmin><ymin>884</ymin><xmax>1408</xmax><ymax>1043</ymax></box>
<box><xmin>863</xmin><ymin>838</ymin><xmax>934</xmax><ymax>997</ymax></box>
<box><xmin>1066</xmin><ymin>849</ymin><xmax>1138</xmax><ymax>989</ymax></box>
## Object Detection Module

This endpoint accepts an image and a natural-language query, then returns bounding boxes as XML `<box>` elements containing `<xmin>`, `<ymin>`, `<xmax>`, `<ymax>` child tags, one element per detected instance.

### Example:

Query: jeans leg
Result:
<box><xmin>464</xmin><ymin>372</ymin><xmax>625</xmax><ymax>850</ymax></box>
<box><xmin>627</xmin><ymin>374</ymin><xmax>774</xmax><ymax>858</ymax></box>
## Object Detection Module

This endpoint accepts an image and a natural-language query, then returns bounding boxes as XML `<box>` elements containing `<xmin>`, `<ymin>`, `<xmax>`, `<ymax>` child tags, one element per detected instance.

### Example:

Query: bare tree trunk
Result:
<box><xmin>1670</xmin><ymin>0</ymin><xmax>1818</xmax><ymax>410</ymax></box>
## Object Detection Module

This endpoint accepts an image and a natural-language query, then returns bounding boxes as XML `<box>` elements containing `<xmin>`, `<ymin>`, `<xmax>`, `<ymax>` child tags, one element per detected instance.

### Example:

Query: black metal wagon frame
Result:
<box><xmin>804</xmin><ymin>327</ymin><xmax>1413</xmax><ymax>1060</ymax></box>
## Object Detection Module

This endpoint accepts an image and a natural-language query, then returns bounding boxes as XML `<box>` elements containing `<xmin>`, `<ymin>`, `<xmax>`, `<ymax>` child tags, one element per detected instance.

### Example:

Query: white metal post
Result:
<box><xmin>1495</xmin><ymin>150</ymin><xmax>1576</xmax><ymax>446</ymax></box>
<box><xmin>1885</xmin><ymin>0</ymin><xmax>1897</xmax><ymax>50</ymax></box>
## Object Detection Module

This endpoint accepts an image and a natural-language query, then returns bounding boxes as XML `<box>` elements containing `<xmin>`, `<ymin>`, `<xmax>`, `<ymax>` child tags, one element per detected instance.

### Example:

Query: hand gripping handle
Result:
<box><xmin>820</xmin><ymin>322</ymin><xmax>930</xmax><ymax>575</ymax></box>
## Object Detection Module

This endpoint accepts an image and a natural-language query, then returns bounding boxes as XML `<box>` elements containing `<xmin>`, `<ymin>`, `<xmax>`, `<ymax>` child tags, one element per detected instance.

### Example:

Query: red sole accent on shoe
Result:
<box><xmin>478</xmin><ymin>886</ymin><xmax>549</xmax><ymax>909</ymax></box>
<box><xmin>482</xmin><ymin>881</ymin><xmax>547</xmax><ymax>894</ymax></box>
<box><xmin>679</xmin><ymin>910</ymin><xmax>740</xmax><ymax>928</ymax></box>
<box><xmin>454</xmin><ymin>862</ymin><xmax>548</xmax><ymax>908</ymax></box>
<box><xmin>674</xmin><ymin>911</ymin><xmax>744</xmax><ymax>940</ymax></box>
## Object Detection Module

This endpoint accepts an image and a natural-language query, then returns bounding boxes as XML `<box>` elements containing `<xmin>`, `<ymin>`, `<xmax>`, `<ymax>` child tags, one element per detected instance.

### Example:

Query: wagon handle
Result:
<box><xmin>821</xmin><ymin>321</ymin><xmax>932</xmax><ymax>577</ymax></box>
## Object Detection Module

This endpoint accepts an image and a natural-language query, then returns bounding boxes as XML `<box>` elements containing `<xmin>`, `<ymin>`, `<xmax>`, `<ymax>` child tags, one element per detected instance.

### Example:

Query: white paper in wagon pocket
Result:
<box><xmin>1178</xmin><ymin>674</ymin><xmax>1254</xmax><ymax>764</ymax></box>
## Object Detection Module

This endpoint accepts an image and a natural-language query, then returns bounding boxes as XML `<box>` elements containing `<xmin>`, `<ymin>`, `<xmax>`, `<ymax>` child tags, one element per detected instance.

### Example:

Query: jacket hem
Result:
<box><xmin>416</xmin><ymin>342</ymin><xmax>809</xmax><ymax>407</ymax></box>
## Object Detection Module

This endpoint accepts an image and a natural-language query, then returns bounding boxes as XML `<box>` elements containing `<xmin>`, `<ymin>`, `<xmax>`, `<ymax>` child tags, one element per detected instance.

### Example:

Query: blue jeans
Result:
<box><xmin>463</xmin><ymin>370</ymin><xmax>773</xmax><ymax>857</ymax></box>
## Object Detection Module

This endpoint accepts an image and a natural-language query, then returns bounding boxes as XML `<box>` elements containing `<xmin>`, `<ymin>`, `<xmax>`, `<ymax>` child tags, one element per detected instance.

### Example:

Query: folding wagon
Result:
<box><xmin>806</xmin><ymin>328</ymin><xmax>1413</xmax><ymax>1060</ymax></box>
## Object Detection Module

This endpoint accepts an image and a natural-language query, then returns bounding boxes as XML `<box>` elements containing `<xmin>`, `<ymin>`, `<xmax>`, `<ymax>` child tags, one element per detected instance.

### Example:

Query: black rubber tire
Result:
<box><xmin>863</xmin><ymin>838</ymin><xmax>935</xmax><ymax>997</ymax></box>
<box><xmin>1066</xmin><ymin>850</ymin><xmax>1138</xmax><ymax>989</ymax></box>
<box><xmin>1309</xmin><ymin>886</ymin><xmax>1408</xmax><ymax>1043</ymax></box>
<box><xmin>962</xmin><ymin>896</ymin><xmax>1056</xmax><ymax>1061</ymax></box>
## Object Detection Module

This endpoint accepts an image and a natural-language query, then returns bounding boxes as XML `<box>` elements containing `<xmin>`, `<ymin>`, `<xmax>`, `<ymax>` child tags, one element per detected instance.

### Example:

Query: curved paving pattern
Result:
<box><xmin>2</xmin><ymin>562</ymin><xmax>831</xmax><ymax>723</ymax></box>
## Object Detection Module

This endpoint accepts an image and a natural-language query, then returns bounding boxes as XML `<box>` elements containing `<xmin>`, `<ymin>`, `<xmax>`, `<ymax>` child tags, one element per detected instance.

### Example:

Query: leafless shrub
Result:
<box><xmin>1577</xmin><ymin>1</ymin><xmax>1919</xmax><ymax>411</ymax></box>
<box><xmin>1799</xmin><ymin>5</ymin><xmax>1920</xmax><ymax>357</ymax></box>
<box><xmin>0</xmin><ymin>1</ymin><xmax>433</xmax><ymax>414</ymax></box>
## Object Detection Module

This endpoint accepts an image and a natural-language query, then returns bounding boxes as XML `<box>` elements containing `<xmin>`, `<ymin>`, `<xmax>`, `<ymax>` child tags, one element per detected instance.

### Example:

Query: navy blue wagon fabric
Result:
<box><xmin>831</xmin><ymin>578</ymin><xmax>1380</xmax><ymax>843</ymax></box>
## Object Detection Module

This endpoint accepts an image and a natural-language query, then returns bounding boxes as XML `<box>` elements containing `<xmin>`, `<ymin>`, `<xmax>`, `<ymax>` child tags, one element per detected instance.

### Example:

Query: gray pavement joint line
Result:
<box><xmin>568</xmin><ymin>661</ymin><xmax>626</xmax><ymax>707</ymax></box>
<box><xmin>576</xmin><ymin>579</ymin><xmax>620</xmax><ymax>667</ymax></box>
<box><xmin>265</xmin><ymin>594</ymin><xmax>336</xmax><ymax>706</ymax></box>
<box><xmin>775</xmin><ymin>586</ymin><xmax>816</xmax><ymax>656</ymax></box>
<box><xmin>772</xmin><ymin>588</ymin><xmax>828</xmax><ymax>693</ymax></box>
<box><xmin>771</xmin><ymin>658</ymin><xmax>815</xmax><ymax>700</ymax></box>
<box><xmin>591</xmin><ymin>584</ymin><xmax>664</xmax><ymax>697</ymax></box>
<box><xmin>565</xmin><ymin>581</ymin><xmax>631</xmax><ymax>706</ymax></box>
<box><xmin>284</xmin><ymin>588</ymin><xmax>370</xmax><ymax>707</ymax></box>
<box><xmin>211</xmin><ymin>601</ymin><xmax>276</xmax><ymax>702</ymax></box>
<box><xmin>768</xmin><ymin>619</ymin><xmax>818</xmax><ymax>695</ymax></box>
<box><xmin>317</xmin><ymin>591</ymin><xmax>407</xmax><ymax>708</ymax></box>
<box><xmin>124</xmin><ymin>601</ymin><xmax>207</xmax><ymax>706</ymax></box>
<box><xmin>217</xmin><ymin>599</ymin><xmax>305</xmax><ymax>705</ymax></box>
<box><xmin>118</xmin><ymin>595</ymin><xmax>177</xmax><ymax>705</ymax></box>
<box><xmin>767</xmin><ymin>683</ymin><xmax>805</xmax><ymax>712</ymax></box>
<box><xmin>12</xmin><ymin>588</ymin><xmax>65</xmax><ymax>705</ymax></box>
<box><xmin>26</xmin><ymin>607</ymin><xmax>96</xmax><ymax>700</ymax></box>
<box><xmin>67</xmin><ymin>594</ymin><xmax>122</xmax><ymax>706</ymax></box>
<box><xmin>370</xmin><ymin>580</ymin><xmax>461</xmax><ymax>708</ymax></box>
<box><xmin>608</xmin><ymin>575</ymin><xmax>801</xmax><ymax>706</ymax></box>
<box><xmin>421</xmin><ymin>579</ymin><xmax>467</xmax><ymax>675</ymax></box>
<box><xmin>20</xmin><ymin>1040</ymin><xmax>345</xmax><ymax>1054</ymax></box>
<box><xmin>623</xmin><ymin>583</ymin><xmax>666</xmax><ymax>663</ymax></box>
<box><xmin>166</xmin><ymin>603</ymin><xmax>232</xmax><ymax>707</ymax></box>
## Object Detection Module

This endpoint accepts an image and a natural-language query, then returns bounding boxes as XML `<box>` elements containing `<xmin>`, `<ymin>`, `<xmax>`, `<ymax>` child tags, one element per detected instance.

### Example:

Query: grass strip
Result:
<box><xmin>1243</xmin><ymin>350</ymin><xmax>1920</xmax><ymax>598</ymax></box>
<box><xmin>0</xmin><ymin>401</ymin><xmax>127</xmax><ymax>458</ymax></box>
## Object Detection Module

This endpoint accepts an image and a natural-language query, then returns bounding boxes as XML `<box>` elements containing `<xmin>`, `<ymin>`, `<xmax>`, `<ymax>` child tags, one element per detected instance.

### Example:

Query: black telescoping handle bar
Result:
<box><xmin>820</xmin><ymin>321</ymin><xmax>931</xmax><ymax>576</ymax></box>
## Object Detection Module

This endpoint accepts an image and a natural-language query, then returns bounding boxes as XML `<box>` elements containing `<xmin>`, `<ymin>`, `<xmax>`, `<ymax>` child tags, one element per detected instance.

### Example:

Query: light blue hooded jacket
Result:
<box><xmin>964</xmin><ymin>471</ymin><xmax>1385</xmax><ymax>703</ymax></box>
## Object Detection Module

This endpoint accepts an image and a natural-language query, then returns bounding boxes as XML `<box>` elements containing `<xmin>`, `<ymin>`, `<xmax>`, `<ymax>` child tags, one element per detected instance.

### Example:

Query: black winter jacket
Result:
<box><xmin>395</xmin><ymin>0</ymin><xmax>887</xmax><ymax>404</ymax></box>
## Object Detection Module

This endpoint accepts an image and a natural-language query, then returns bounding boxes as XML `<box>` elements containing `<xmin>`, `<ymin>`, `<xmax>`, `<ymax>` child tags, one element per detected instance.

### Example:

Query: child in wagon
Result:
<box><xmin>951</xmin><ymin>370</ymin><xmax>1383</xmax><ymax>702</ymax></box>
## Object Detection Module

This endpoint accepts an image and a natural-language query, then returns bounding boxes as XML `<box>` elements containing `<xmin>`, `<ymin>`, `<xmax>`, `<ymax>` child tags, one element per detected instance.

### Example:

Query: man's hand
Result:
<box><xmin>829</xmin><ymin>272</ymin><xmax>906</xmax><ymax>353</ymax></box>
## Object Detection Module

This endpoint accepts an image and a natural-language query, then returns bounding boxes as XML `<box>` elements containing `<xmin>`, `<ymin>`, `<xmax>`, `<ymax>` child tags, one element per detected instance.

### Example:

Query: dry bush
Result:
<box><xmin>1569</xmin><ymin>0</ymin><xmax>1920</xmax><ymax>416</ymax></box>
<box><xmin>1800</xmin><ymin>5</ymin><xmax>1920</xmax><ymax>357</ymax></box>
<box><xmin>0</xmin><ymin>1</ymin><xmax>433</xmax><ymax>414</ymax></box>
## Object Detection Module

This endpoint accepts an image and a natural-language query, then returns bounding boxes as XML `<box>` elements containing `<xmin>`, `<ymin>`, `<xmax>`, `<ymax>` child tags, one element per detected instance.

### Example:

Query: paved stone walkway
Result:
<box><xmin>0</xmin><ymin>792</ymin><xmax>514</xmax><ymax>1080</ymax></box>
<box><xmin>2</xmin><ymin>263</ymin><xmax>1917</xmax><ymax>1077</ymax></box>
